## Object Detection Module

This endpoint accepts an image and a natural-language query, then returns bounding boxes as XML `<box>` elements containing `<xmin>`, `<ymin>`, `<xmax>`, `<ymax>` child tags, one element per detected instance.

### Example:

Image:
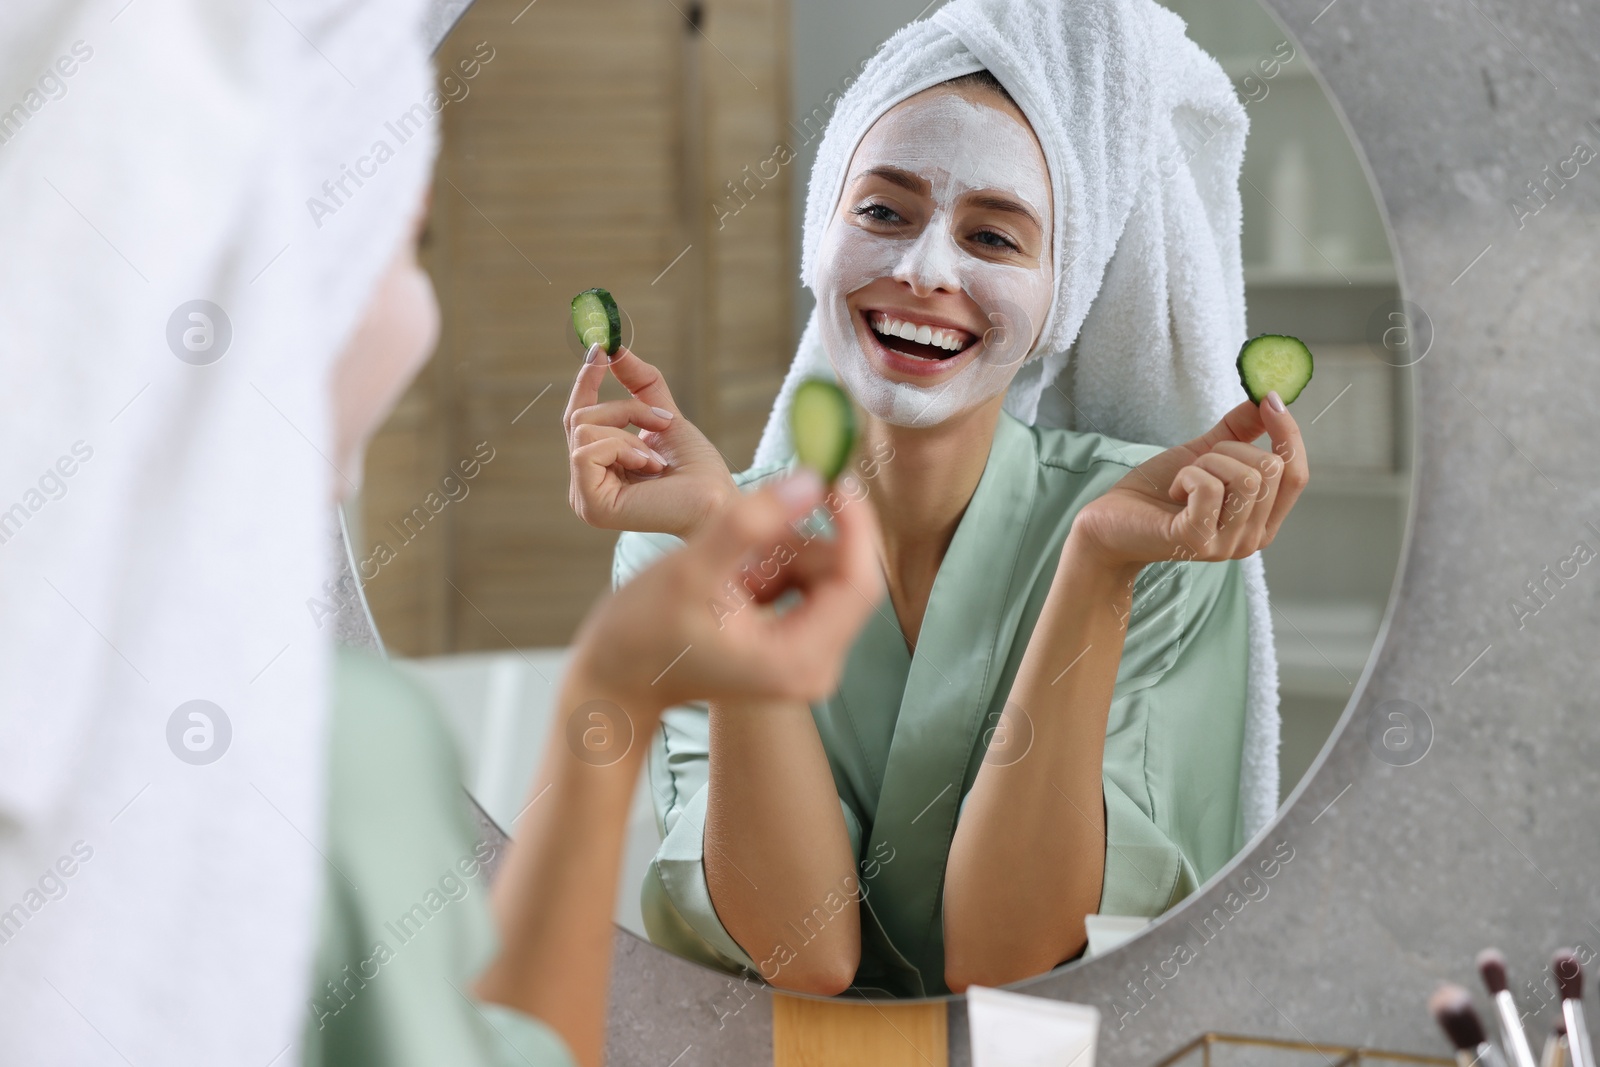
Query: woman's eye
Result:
<box><xmin>971</xmin><ymin>229</ymin><xmax>1019</xmax><ymax>252</ymax></box>
<box><xmin>852</xmin><ymin>203</ymin><xmax>905</xmax><ymax>225</ymax></box>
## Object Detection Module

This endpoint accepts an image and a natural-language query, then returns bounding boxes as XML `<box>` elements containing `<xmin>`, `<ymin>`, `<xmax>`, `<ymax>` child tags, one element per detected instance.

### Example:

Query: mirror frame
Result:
<box><xmin>352</xmin><ymin>2</ymin><xmax>1593</xmax><ymax>1062</ymax></box>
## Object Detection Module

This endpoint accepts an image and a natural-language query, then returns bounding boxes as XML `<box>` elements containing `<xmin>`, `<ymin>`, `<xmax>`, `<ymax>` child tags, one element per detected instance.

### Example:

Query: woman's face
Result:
<box><xmin>813</xmin><ymin>84</ymin><xmax>1053</xmax><ymax>429</ymax></box>
<box><xmin>330</xmin><ymin>199</ymin><xmax>440</xmax><ymax>499</ymax></box>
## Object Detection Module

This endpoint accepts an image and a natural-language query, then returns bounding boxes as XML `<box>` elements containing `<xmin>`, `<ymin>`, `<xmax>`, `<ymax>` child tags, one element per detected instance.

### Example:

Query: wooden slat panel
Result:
<box><xmin>362</xmin><ymin>0</ymin><xmax>793</xmax><ymax>654</ymax></box>
<box><xmin>701</xmin><ymin>0</ymin><xmax>794</xmax><ymax>465</ymax></box>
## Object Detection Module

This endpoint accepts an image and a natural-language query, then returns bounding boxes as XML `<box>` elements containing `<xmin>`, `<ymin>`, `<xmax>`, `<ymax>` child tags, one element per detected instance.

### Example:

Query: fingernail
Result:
<box><xmin>775</xmin><ymin>469</ymin><xmax>824</xmax><ymax>514</ymax></box>
<box><xmin>648</xmin><ymin>448</ymin><xmax>669</xmax><ymax>466</ymax></box>
<box><xmin>1266</xmin><ymin>390</ymin><xmax>1286</xmax><ymax>414</ymax></box>
<box><xmin>585</xmin><ymin>343</ymin><xmax>604</xmax><ymax>365</ymax></box>
<box><xmin>650</xmin><ymin>405</ymin><xmax>674</xmax><ymax>421</ymax></box>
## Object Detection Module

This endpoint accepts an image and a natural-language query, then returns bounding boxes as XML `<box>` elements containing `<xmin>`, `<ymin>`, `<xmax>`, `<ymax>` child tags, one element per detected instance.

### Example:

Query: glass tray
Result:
<box><xmin>1151</xmin><ymin>1032</ymin><xmax>1455</xmax><ymax>1067</ymax></box>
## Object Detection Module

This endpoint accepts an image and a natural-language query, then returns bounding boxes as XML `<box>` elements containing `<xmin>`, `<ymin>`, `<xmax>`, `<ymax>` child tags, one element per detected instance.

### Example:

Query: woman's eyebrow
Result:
<box><xmin>852</xmin><ymin>165</ymin><xmax>929</xmax><ymax>195</ymax></box>
<box><xmin>962</xmin><ymin>191</ymin><xmax>1042</xmax><ymax>229</ymax></box>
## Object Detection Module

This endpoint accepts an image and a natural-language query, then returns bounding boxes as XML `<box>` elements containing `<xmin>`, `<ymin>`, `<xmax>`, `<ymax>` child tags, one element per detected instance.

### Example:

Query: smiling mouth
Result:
<box><xmin>865</xmin><ymin>310</ymin><xmax>977</xmax><ymax>362</ymax></box>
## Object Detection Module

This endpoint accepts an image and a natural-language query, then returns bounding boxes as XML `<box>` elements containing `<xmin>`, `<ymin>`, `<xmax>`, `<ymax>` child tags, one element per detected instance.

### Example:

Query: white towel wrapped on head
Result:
<box><xmin>755</xmin><ymin>0</ymin><xmax>1282</xmax><ymax>841</ymax></box>
<box><xmin>0</xmin><ymin>1</ymin><xmax>437</xmax><ymax>1062</ymax></box>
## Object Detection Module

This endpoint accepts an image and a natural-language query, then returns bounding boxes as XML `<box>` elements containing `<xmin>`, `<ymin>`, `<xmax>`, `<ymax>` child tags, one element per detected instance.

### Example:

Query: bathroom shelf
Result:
<box><xmin>1271</xmin><ymin>599</ymin><xmax>1382</xmax><ymax>700</ymax></box>
<box><xmin>1218</xmin><ymin>57</ymin><xmax>1319</xmax><ymax>83</ymax></box>
<box><xmin>1245</xmin><ymin>263</ymin><xmax>1399</xmax><ymax>286</ymax></box>
<box><xmin>1294</xmin><ymin>470</ymin><xmax>1411</xmax><ymax>496</ymax></box>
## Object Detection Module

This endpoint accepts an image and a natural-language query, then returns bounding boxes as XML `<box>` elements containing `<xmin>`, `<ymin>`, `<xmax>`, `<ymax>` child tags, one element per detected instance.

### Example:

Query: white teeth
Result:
<box><xmin>868</xmin><ymin>311</ymin><xmax>971</xmax><ymax>353</ymax></box>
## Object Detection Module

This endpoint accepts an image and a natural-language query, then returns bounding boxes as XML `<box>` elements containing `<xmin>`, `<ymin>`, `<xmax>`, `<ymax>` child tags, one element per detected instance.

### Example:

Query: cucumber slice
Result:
<box><xmin>1236</xmin><ymin>333</ymin><xmax>1314</xmax><ymax>405</ymax></box>
<box><xmin>789</xmin><ymin>378</ymin><xmax>855</xmax><ymax>483</ymax></box>
<box><xmin>571</xmin><ymin>287</ymin><xmax>621</xmax><ymax>356</ymax></box>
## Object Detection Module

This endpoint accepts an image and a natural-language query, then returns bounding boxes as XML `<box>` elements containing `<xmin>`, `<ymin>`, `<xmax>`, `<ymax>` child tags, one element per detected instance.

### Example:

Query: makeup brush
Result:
<box><xmin>1541</xmin><ymin>1019</ymin><xmax>1569</xmax><ymax>1067</ymax></box>
<box><xmin>1431</xmin><ymin>983</ymin><xmax>1509</xmax><ymax>1067</ymax></box>
<box><xmin>1479</xmin><ymin>949</ymin><xmax>1538</xmax><ymax>1067</ymax></box>
<box><xmin>1553</xmin><ymin>950</ymin><xmax>1594</xmax><ymax>1067</ymax></box>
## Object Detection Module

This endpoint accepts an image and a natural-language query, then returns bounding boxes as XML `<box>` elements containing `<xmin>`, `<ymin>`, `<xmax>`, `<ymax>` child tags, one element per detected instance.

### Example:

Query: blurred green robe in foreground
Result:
<box><xmin>302</xmin><ymin>649</ymin><xmax>576</xmax><ymax>1066</ymax></box>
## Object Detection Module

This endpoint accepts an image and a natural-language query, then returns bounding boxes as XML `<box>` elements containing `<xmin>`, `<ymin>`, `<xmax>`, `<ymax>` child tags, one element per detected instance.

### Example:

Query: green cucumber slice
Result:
<box><xmin>789</xmin><ymin>378</ymin><xmax>855</xmax><ymax>483</ymax></box>
<box><xmin>1236</xmin><ymin>333</ymin><xmax>1314</xmax><ymax>405</ymax></box>
<box><xmin>571</xmin><ymin>287</ymin><xmax>621</xmax><ymax>356</ymax></box>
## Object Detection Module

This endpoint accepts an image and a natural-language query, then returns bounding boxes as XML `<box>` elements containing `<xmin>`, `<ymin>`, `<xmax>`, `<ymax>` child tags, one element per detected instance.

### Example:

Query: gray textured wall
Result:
<box><xmin>419</xmin><ymin>1</ymin><xmax>1600</xmax><ymax>1063</ymax></box>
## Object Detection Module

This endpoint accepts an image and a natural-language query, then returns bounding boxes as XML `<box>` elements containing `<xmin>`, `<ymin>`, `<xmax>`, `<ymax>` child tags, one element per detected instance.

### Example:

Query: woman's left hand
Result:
<box><xmin>1069</xmin><ymin>393</ymin><xmax>1309</xmax><ymax>572</ymax></box>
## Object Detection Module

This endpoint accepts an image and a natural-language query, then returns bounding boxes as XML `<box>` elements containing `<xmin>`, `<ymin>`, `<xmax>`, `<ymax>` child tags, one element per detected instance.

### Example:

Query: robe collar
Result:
<box><xmin>853</xmin><ymin>409</ymin><xmax>1038</xmax><ymax>994</ymax></box>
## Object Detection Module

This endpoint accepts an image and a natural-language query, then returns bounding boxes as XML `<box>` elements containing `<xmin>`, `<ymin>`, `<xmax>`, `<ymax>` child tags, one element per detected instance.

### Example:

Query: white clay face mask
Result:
<box><xmin>812</xmin><ymin>89</ymin><xmax>1055</xmax><ymax>428</ymax></box>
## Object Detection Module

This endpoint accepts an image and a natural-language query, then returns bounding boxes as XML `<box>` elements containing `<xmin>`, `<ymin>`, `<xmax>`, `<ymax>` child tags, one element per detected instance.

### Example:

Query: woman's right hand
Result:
<box><xmin>478</xmin><ymin>473</ymin><xmax>881</xmax><ymax>1062</ymax></box>
<box><xmin>567</xmin><ymin>471</ymin><xmax>883</xmax><ymax>712</ymax></box>
<box><xmin>564</xmin><ymin>343</ymin><xmax>739</xmax><ymax>540</ymax></box>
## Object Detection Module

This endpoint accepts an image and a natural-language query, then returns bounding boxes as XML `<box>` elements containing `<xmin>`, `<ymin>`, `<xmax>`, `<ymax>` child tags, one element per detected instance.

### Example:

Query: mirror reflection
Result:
<box><xmin>349</xmin><ymin>0</ymin><xmax>1411</xmax><ymax>1000</ymax></box>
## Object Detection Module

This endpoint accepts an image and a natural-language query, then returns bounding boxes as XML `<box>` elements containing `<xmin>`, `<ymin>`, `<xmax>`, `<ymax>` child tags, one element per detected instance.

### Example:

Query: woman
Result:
<box><xmin>308</xmin><ymin>216</ymin><xmax>882</xmax><ymax>1067</ymax></box>
<box><xmin>566</xmin><ymin>0</ymin><xmax>1309</xmax><ymax>998</ymax></box>
<box><xmin>0</xmin><ymin>1</ymin><xmax>448</xmax><ymax>1060</ymax></box>
<box><xmin>0</xmin><ymin>2</ymin><xmax>881</xmax><ymax>1065</ymax></box>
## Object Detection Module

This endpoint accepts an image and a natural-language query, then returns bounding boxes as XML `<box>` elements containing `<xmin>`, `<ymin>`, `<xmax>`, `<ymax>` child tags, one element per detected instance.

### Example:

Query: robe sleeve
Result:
<box><xmin>304</xmin><ymin>648</ymin><xmax>576</xmax><ymax>1067</ymax></box>
<box><xmin>1097</xmin><ymin>554</ymin><xmax>1251</xmax><ymax>918</ymax></box>
<box><xmin>613</xmin><ymin>522</ymin><xmax>867</xmax><ymax>981</ymax></box>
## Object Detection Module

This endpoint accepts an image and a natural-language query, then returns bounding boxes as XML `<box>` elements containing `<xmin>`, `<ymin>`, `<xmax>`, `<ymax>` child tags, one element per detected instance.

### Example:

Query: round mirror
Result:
<box><xmin>346</xmin><ymin>0</ymin><xmax>1412</xmax><ymax>1002</ymax></box>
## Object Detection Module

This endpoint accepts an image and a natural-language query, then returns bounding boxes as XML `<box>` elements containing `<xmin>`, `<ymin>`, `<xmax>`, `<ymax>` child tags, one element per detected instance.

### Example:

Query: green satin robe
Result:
<box><xmin>303</xmin><ymin>648</ymin><xmax>576</xmax><ymax>1066</ymax></box>
<box><xmin>613</xmin><ymin>410</ymin><xmax>1250</xmax><ymax>998</ymax></box>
